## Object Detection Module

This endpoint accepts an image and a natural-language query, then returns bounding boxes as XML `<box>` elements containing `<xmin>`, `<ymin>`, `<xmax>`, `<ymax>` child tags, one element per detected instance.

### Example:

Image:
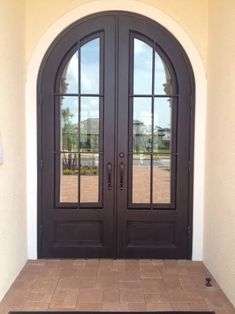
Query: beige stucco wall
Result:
<box><xmin>25</xmin><ymin>0</ymin><xmax>208</xmax><ymax>68</ymax></box>
<box><xmin>0</xmin><ymin>0</ymin><xmax>27</xmax><ymax>301</ymax></box>
<box><xmin>204</xmin><ymin>0</ymin><xmax>235</xmax><ymax>306</ymax></box>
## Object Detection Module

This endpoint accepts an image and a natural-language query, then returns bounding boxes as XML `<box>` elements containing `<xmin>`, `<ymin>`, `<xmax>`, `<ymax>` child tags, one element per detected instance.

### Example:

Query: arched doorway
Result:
<box><xmin>37</xmin><ymin>12</ymin><xmax>194</xmax><ymax>259</ymax></box>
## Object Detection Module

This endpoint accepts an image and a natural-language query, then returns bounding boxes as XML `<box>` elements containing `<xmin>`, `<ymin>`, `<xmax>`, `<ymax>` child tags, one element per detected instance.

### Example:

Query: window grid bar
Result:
<box><xmin>55</xmin><ymin>151</ymin><xmax>103</xmax><ymax>154</ymax></box>
<box><xmin>98</xmin><ymin>34</ymin><xmax>103</xmax><ymax>206</ymax></box>
<box><xmin>127</xmin><ymin>152</ymin><xmax>177</xmax><ymax>155</ymax></box>
<box><xmin>77</xmin><ymin>41</ymin><xmax>81</xmax><ymax>209</ymax></box>
<box><xmin>150</xmin><ymin>41</ymin><xmax>155</xmax><ymax>209</ymax></box>
<box><xmin>54</xmin><ymin>93</ymin><xmax>104</xmax><ymax>97</ymax></box>
<box><xmin>128</xmin><ymin>94</ymin><xmax>178</xmax><ymax>98</ymax></box>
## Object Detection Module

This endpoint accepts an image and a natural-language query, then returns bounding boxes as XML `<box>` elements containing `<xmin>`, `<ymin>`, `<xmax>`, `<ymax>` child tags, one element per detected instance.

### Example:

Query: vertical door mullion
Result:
<box><xmin>77</xmin><ymin>42</ymin><xmax>81</xmax><ymax>208</ymax></box>
<box><xmin>150</xmin><ymin>40</ymin><xmax>156</xmax><ymax>209</ymax></box>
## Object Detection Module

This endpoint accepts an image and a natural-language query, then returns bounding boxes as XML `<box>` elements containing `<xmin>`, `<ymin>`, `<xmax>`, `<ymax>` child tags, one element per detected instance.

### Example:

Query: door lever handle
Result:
<box><xmin>120</xmin><ymin>162</ymin><xmax>124</xmax><ymax>191</ymax></box>
<box><xmin>107</xmin><ymin>162</ymin><xmax>112</xmax><ymax>190</ymax></box>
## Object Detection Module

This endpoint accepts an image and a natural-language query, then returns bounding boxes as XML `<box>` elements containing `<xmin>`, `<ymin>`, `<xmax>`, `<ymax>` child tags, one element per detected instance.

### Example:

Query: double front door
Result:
<box><xmin>38</xmin><ymin>12</ymin><xmax>194</xmax><ymax>259</ymax></box>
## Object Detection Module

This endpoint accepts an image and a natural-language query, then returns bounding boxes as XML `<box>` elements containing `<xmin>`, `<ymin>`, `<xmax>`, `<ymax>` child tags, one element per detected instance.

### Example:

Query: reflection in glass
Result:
<box><xmin>153</xmin><ymin>98</ymin><xmax>172</xmax><ymax>153</ymax></box>
<box><xmin>153</xmin><ymin>154</ymin><xmax>171</xmax><ymax>203</ymax></box>
<box><xmin>80</xmin><ymin>153</ymin><xmax>99</xmax><ymax>203</ymax></box>
<box><xmin>60</xmin><ymin>153</ymin><xmax>78</xmax><ymax>203</ymax></box>
<box><xmin>132</xmin><ymin>154</ymin><xmax>150</xmax><ymax>203</ymax></box>
<box><xmin>133</xmin><ymin>39</ymin><xmax>153</xmax><ymax>94</ymax></box>
<box><xmin>81</xmin><ymin>38</ymin><xmax>100</xmax><ymax>94</ymax></box>
<box><xmin>60</xmin><ymin>51</ymin><xmax>78</xmax><ymax>94</ymax></box>
<box><xmin>133</xmin><ymin>98</ymin><xmax>152</xmax><ymax>153</ymax></box>
<box><xmin>155</xmin><ymin>52</ymin><xmax>173</xmax><ymax>95</ymax></box>
<box><xmin>60</xmin><ymin>97</ymin><xmax>78</xmax><ymax>152</ymax></box>
<box><xmin>80</xmin><ymin>97</ymin><xmax>99</xmax><ymax>152</ymax></box>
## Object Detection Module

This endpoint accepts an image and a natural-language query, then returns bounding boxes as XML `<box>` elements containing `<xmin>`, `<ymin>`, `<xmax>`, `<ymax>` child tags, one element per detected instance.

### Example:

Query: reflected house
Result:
<box><xmin>62</xmin><ymin>118</ymin><xmax>99</xmax><ymax>172</ymax></box>
<box><xmin>133</xmin><ymin>119</ymin><xmax>150</xmax><ymax>152</ymax></box>
<box><xmin>133</xmin><ymin>120</ymin><xmax>170</xmax><ymax>152</ymax></box>
<box><xmin>133</xmin><ymin>119</ymin><xmax>144</xmax><ymax>134</ymax></box>
<box><xmin>80</xmin><ymin>118</ymin><xmax>99</xmax><ymax>151</ymax></box>
<box><xmin>155</xmin><ymin>126</ymin><xmax>171</xmax><ymax>150</ymax></box>
<box><xmin>62</xmin><ymin>117</ymin><xmax>99</xmax><ymax>152</ymax></box>
<box><xmin>62</xmin><ymin>118</ymin><xmax>170</xmax><ymax>157</ymax></box>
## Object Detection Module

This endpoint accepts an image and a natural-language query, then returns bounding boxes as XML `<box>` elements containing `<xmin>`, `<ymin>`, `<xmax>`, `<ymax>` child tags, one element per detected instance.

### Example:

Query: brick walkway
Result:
<box><xmin>0</xmin><ymin>260</ymin><xmax>234</xmax><ymax>313</ymax></box>
<box><xmin>61</xmin><ymin>166</ymin><xmax>170</xmax><ymax>204</ymax></box>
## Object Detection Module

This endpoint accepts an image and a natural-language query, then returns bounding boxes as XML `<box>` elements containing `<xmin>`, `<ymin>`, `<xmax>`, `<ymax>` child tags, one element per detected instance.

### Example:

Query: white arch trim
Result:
<box><xmin>26</xmin><ymin>0</ymin><xmax>206</xmax><ymax>260</ymax></box>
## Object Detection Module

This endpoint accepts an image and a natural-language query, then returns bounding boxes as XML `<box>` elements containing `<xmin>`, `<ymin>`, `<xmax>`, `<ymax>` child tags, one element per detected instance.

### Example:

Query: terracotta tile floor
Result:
<box><xmin>0</xmin><ymin>259</ymin><xmax>234</xmax><ymax>313</ymax></box>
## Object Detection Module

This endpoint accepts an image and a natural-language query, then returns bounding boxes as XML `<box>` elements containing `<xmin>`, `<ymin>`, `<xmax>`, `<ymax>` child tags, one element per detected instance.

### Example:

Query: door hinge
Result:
<box><xmin>188</xmin><ymin>160</ymin><xmax>191</xmax><ymax>172</ymax></box>
<box><xmin>187</xmin><ymin>225</ymin><xmax>191</xmax><ymax>238</ymax></box>
<box><xmin>40</xmin><ymin>224</ymin><xmax>43</xmax><ymax>234</ymax></box>
<box><xmin>40</xmin><ymin>159</ymin><xmax>43</xmax><ymax>172</ymax></box>
<box><xmin>39</xmin><ymin>93</ymin><xmax>43</xmax><ymax>106</ymax></box>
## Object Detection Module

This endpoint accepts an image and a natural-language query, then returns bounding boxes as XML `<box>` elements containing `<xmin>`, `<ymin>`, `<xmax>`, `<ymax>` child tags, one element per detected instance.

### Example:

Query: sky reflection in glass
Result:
<box><xmin>81</xmin><ymin>97</ymin><xmax>99</xmax><ymax>122</ymax></box>
<box><xmin>60</xmin><ymin>97</ymin><xmax>78</xmax><ymax>128</ymax></box>
<box><xmin>133</xmin><ymin>39</ymin><xmax>152</xmax><ymax>94</ymax></box>
<box><xmin>60</xmin><ymin>36</ymin><xmax>173</xmax><ymax>135</ymax></box>
<box><xmin>60</xmin><ymin>51</ymin><xmax>78</xmax><ymax>93</ymax></box>
<box><xmin>155</xmin><ymin>52</ymin><xmax>173</xmax><ymax>95</ymax></box>
<box><xmin>133</xmin><ymin>97</ymin><xmax>171</xmax><ymax>129</ymax></box>
<box><xmin>154</xmin><ymin>98</ymin><xmax>171</xmax><ymax>129</ymax></box>
<box><xmin>133</xmin><ymin>38</ymin><xmax>173</xmax><ymax>132</ymax></box>
<box><xmin>81</xmin><ymin>38</ymin><xmax>100</xmax><ymax>94</ymax></box>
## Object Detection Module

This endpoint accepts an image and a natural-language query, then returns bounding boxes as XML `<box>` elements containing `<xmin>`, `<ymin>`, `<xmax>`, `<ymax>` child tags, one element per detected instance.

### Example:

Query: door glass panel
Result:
<box><xmin>81</xmin><ymin>38</ymin><xmax>100</xmax><ymax>94</ymax></box>
<box><xmin>80</xmin><ymin>97</ymin><xmax>99</xmax><ymax>152</ymax></box>
<box><xmin>59</xmin><ymin>37</ymin><xmax>102</xmax><ymax>206</ymax></box>
<box><xmin>60</xmin><ymin>96</ymin><xmax>78</xmax><ymax>152</ymax></box>
<box><xmin>80</xmin><ymin>153</ymin><xmax>99</xmax><ymax>203</ymax></box>
<box><xmin>153</xmin><ymin>98</ymin><xmax>172</xmax><ymax>153</ymax></box>
<box><xmin>154</xmin><ymin>52</ymin><xmax>173</xmax><ymax>95</ymax></box>
<box><xmin>133</xmin><ymin>39</ymin><xmax>153</xmax><ymax>94</ymax></box>
<box><xmin>60</xmin><ymin>153</ymin><xmax>78</xmax><ymax>203</ymax></box>
<box><xmin>60</xmin><ymin>51</ymin><xmax>78</xmax><ymax>94</ymax></box>
<box><xmin>133</xmin><ymin>97</ymin><xmax>152</xmax><ymax>153</ymax></box>
<box><xmin>132</xmin><ymin>154</ymin><xmax>151</xmax><ymax>203</ymax></box>
<box><xmin>153</xmin><ymin>154</ymin><xmax>171</xmax><ymax>203</ymax></box>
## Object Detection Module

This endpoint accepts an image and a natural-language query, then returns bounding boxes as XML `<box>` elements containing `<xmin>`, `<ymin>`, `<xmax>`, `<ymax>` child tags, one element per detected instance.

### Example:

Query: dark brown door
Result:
<box><xmin>38</xmin><ymin>12</ymin><xmax>194</xmax><ymax>259</ymax></box>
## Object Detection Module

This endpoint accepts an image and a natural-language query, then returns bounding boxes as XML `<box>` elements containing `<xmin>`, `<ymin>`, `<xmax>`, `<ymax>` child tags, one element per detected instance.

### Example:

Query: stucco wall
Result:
<box><xmin>25</xmin><ymin>0</ymin><xmax>208</xmax><ymax>68</ymax></box>
<box><xmin>204</xmin><ymin>0</ymin><xmax>235</xmax><ymax>306</ymax></box>
<box><xmin>0</xmin><ymin>0</ymin><xmax>27</xmax><ymax>301</ymax></box>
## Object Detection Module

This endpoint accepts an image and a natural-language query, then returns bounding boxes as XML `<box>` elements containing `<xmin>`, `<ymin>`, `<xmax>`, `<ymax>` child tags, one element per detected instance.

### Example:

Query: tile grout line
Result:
<box><xmin>48</xmin><ymin>262</ymin><xmax>66</xmax><ymax>310</ymax></box>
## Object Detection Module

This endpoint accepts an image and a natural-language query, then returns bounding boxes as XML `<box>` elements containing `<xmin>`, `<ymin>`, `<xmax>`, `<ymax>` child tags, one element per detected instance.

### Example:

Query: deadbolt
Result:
<box><xmin>119</xmin><ymin>152</ymin><xmax>125</xmax><ymax>158</ymax></box>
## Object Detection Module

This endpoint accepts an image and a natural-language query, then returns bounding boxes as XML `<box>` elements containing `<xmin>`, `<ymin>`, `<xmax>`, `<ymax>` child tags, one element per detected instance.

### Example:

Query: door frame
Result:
<box><xmin>37</xmin><ymin>11</ymin><xmax>194</xmax><ymax>259</ymax></box>
<box><xmin>26</xmin><ymin>0</ymin><xmax>207</xmax><ymax>260</ymax></box>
